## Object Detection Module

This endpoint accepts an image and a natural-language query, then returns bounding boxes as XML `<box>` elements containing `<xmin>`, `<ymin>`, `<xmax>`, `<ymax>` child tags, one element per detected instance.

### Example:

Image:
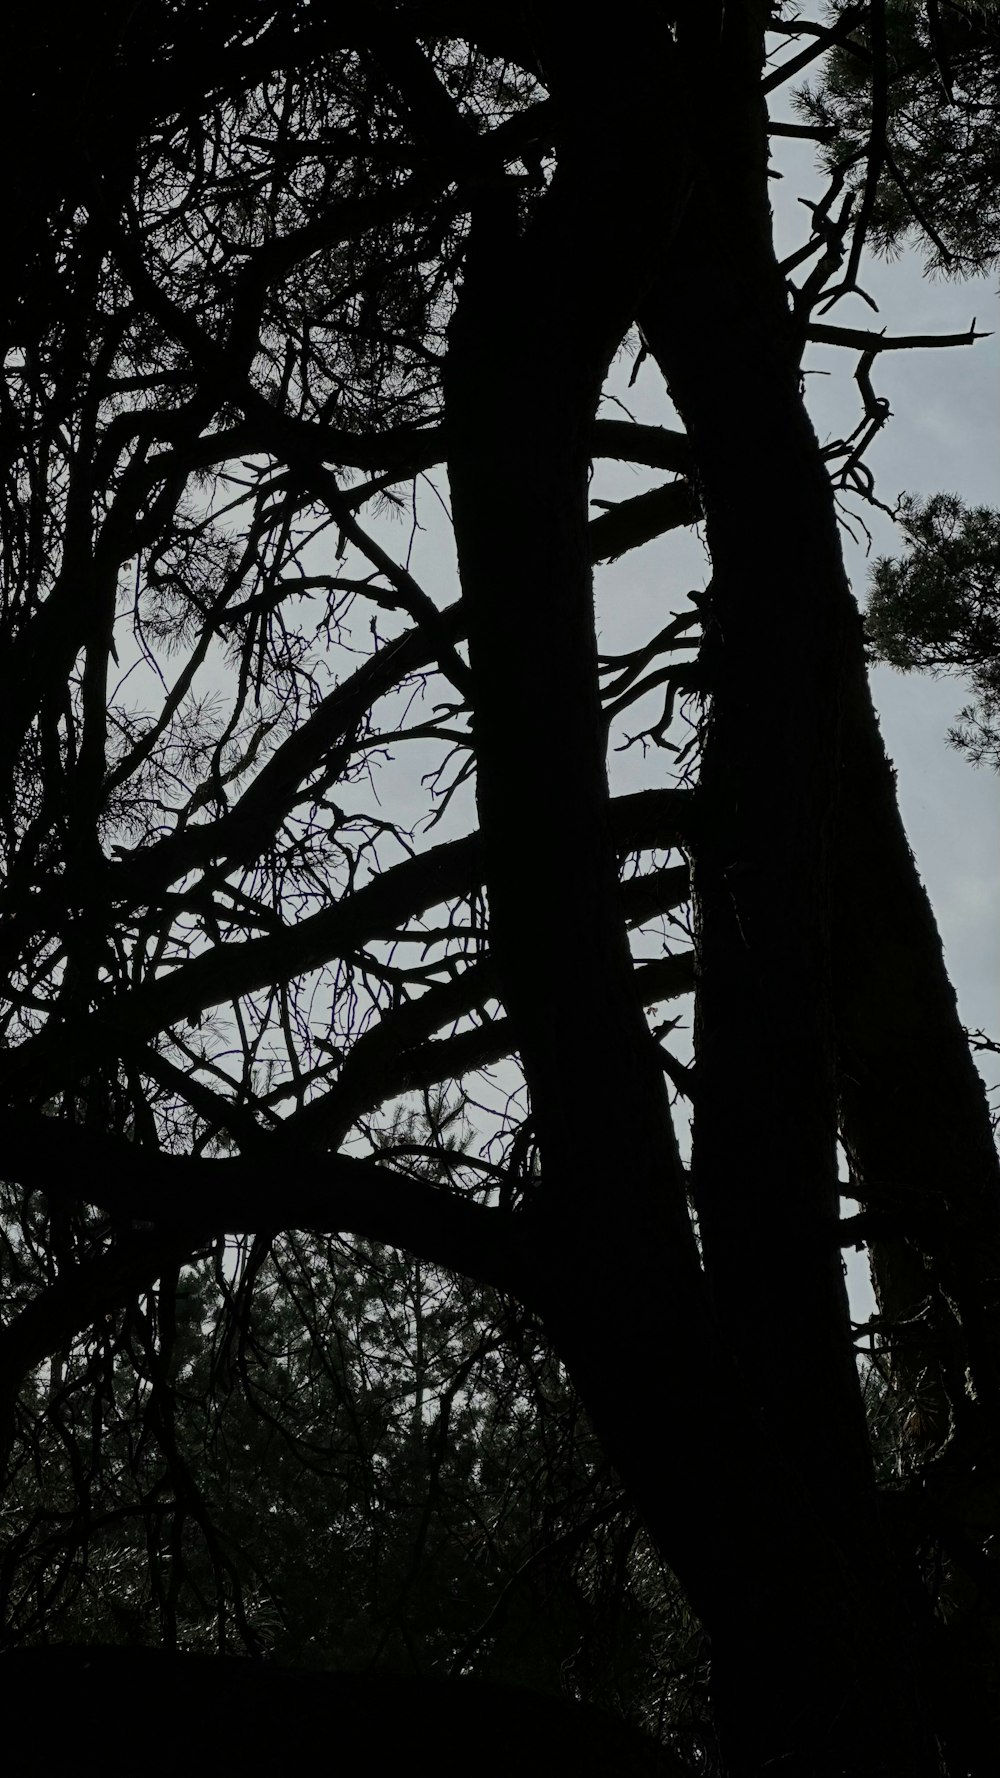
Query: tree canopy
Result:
<box><xmin>1</xmin><ymin>5</ymin><xmax>999</xmax><ymax>1776</ymax></box>
<box><xmin>797</xmin><ymin>0</ymin><xmax>1000</xmax><ymax>277</ymax></box>
<box><xmin>867</xmin><ymin>492</ymin><xmax>1000</xmax><ymax>768</ymax></box>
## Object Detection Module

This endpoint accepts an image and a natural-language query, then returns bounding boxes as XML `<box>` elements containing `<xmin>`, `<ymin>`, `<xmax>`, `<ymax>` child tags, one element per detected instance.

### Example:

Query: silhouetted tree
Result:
<box><xmin>1</xmin><ymin>6</ymin><xmax>998</xmax><ymax>1774</ymax></box>
<box><xmin>797</xmin><ymin>0</ymin><xmax>1000</xmax><ymax>276</ymax></box>
<box><xmin>3</xmin><ymin>1109</ymin><xmax>706</xmax><ymax>1756</ymax></box>
<box><xmin>866</xmin><ymin>493</ymin><xmax>1000</xmax><ymax>769</ymax></box>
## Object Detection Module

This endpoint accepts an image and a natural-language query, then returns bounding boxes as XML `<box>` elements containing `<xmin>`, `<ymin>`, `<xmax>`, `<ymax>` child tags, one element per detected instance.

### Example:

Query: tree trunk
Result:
<box><xmin>455</xmin><ymin>6</ymin><xmax>939</xmax><ymax>1770</ymax></box>
<box><xmin>835</xmin><ymin>655</ymin><xmax>1000</xmax><ymax>1422</ymax></box>
<box><xmin>442</xmin><ymin>13</ymin><xmax>735</xmax><ymax>1621</ymax></box>
<box><xmin>443</xmin><ymin>9</ymin><xmax>941</xmax><ymax>1773</ymax></box>
<box><xmin>640</xmin><ymin>11</ymin><xmax>1000</xmax><ymax>1765</ymax></box>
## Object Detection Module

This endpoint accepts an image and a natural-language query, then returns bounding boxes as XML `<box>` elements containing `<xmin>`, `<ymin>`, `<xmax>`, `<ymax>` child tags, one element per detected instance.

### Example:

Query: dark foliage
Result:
<box><xmin>796</xmin><ymin>0</ymin><xmax>1000</xmax><ymax>276</ymax></box>
<box><xmin>867</xmin><ymin>493</ymin><xmax>1000</xmax><ymax>768</ymax></box>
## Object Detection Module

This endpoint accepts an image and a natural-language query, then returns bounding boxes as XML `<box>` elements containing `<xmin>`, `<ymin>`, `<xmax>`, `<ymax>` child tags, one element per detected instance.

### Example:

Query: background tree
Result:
<box><xmin>1</xmin><ymin>5</ymin><xmax>998</xmax><ymax>1775</ymax></box>
<box><xmin>865</xmin><ymin>493</ymin><xmax>1000</xmax><ymax>768</ymax></box>
<box><xmin>2</xmin><ymin>1109</ymin><xmax>709</xmax><ymax>1762</ymax></box>
<box><xmin>796</xmin><ymin>0</ymin><xmax>1000</xmax><ymax>277</ymax></box>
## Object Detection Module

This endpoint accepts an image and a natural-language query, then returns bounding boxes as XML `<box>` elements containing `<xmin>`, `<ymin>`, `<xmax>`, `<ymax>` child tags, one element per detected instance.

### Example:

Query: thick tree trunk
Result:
<box><xmin>835</xmin><ymin>658</ymin><xmax>1000</xmax><ymax>1769</ymax></box>
<box><xmin>631</xmin><ymin>10</ymin><xmax>940</xmax><ymax>1775</ymax></box>
<box><xmin>640</xmin><ymin>13</ymin><xmax>1000</xmax><ymax>1768</ymax></box>
<box><xmin>444</xmin><ymin>10</ymin><xmax>939</xmax><ymax>1775</ymax></box>
<box><xmin>835</xmin><ymin>655</ymin><xmax>1000</xmax><ymax>1420</ymax></box>
<box><xmin>443</xmin><ymin>19</ymin><xmax>738</xmax><ymax>1625</ymax></box>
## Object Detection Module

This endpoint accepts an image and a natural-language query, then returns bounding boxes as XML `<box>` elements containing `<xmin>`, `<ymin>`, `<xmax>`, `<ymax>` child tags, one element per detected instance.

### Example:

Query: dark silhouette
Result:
<box><xmin>3</xmin><ymin>1648</ymin><xmax>682</xmax><ymax>1777</ymax></box>
<box><xmin>1</xmin><ymin>7</ymin><xmax>997</xmax><ymax>1774</ymax></box>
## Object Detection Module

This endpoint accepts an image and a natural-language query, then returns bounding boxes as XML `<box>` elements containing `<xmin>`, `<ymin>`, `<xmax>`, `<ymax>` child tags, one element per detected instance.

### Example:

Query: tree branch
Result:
<box><xmin>763</xmin><ymin>6</ymin><xmax>871</xmax><ymax>95</ymax></box>
<box><xmin>1</xmin><ymin>792</ymin><xmax>693</xmax><ymax>1104</ymax></box>
<box><xmin>590</xmin><ymin>479</ymin><xmax>701</xmax><ymax>562</ymax></box>
<box><xmin>0</xmin><ymin>1117</ymin><xmax>534</xmax><ymax>1301</ymax></box>
<box><xmin>808</xmin><ymin>321</ymin><xmax>990</xmax><ymax>352</ymax></box>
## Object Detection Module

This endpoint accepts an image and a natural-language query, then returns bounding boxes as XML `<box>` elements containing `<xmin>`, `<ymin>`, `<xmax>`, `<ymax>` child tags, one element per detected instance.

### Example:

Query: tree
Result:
<box><xmin>1</xmin><ymin>5</ymin><xmax>999</xmax><ymax>1774</ymax></box>
<box><xmin>797</xmin><ymin>0</ymin><xmax>1000</xmax><ymax>278</ymax></box>
<box><xmin>866</xmin><ymin>492</ymin><xmax>1000</xmax><ymax>769</ymax></box>
<box><xmin>2</xmin><ymin>1121</ymin><xmax>707</xmax><ymax>1755</ymax></box>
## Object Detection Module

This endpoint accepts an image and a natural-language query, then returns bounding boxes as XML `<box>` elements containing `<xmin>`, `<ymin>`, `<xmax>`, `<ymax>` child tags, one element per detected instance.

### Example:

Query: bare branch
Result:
<box><xmin>0</xmin><ymin>1116</ymin><xmax>534</xmax><ymax>1300</ymax></box>
<box><xmin>808</xmin><ymin>320</ymin><xmax>990</xmax><ymax>352</ymax></box>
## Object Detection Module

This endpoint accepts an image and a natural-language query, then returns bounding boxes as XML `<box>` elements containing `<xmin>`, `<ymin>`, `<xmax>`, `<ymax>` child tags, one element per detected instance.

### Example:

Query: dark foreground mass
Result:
<box><xmin>2</xmin><ymin>1646</ymin><xmax>682</xmax><ymax>1778</ymax></box>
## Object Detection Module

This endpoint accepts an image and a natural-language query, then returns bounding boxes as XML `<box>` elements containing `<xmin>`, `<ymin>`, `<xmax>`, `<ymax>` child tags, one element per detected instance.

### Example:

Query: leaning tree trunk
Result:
<box><xmin>442</xmin><ymin>15</ymin><xmax>737</xmax><ymax>1617</ymax></box>
<box><xmin>634</xmin><ymin>10</ymin><xmax>939</xmax><ymax>1771</ymax></box>
<box><xmin>444</xmin><ymin>8</ymin><xmax>938</xmax><ymax>1774</ymax></box>
<box><xmin>834</xmin><ymin>651</ymin><xmax>1000</xmax><ymax>1416</ymax></box>
<box><xmin>834</xmin><ymin>654</ymin><xmax>1000</xmax><ymax>1768</ymax></box>
<box><xmin>641</xmin><ymin>8</ymin><xmax>1000</xmax><ymax>1768</ymax></box>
